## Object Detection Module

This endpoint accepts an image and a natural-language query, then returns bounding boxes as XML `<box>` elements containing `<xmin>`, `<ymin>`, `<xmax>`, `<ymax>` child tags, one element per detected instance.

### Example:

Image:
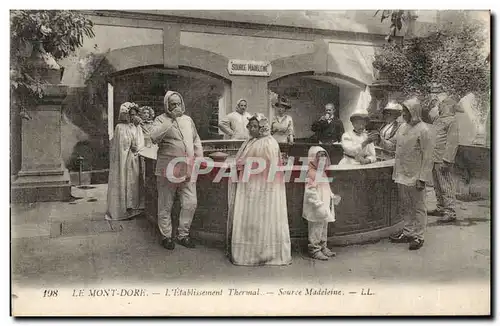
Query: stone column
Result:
<box><xmin>11</xmin><ymin>46</ymin><xmax>71</xmax><ymax>203</ymax></box>
<box><xmin>12</xmin><ymin>85</ymin><xmax>71</xmax><ymax>202</ymax></box>
<box><xmin>107</xmin><ymin>82</ymin><xmax>114</xmax><ymax>140</ymax></box>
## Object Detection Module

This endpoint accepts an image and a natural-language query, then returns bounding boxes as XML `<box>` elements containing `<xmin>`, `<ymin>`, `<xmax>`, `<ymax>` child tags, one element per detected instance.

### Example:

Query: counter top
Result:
<box><xmin>139</xmin><ymin>140</ymin><xmax>395</xmax><ymax>171</ymax></box>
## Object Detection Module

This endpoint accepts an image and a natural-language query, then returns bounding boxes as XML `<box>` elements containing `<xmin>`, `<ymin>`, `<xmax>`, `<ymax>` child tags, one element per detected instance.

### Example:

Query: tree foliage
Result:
<box><xmin>372</xmin><ymin>19</ymin><xmax>490</xmax><ymax>107</ymax></box>
<box><xmin>374</xmin><ymin>10</ymin><xmax>409</xmax><ymax>41</ymax></box>
<box><xmin>10</xmin><ymin>10</ymin><xmax>95</xmax><ymax>111</ymax></box>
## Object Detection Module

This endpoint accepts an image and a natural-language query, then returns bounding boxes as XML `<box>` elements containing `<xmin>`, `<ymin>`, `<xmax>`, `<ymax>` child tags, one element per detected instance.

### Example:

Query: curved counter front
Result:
<box><xmin>140</xmin><ymin>141</ymin><xmax>403</xmax><ymax>246</ymax></box>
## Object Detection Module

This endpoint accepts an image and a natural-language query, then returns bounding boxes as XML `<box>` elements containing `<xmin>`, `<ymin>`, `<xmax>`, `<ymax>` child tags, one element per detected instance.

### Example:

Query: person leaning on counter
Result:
<box><xmin>338</xmin><ymin>110</ymin><xmax>377</xmax><ymax>165</ymax></box>
<box><xmin>271</xmin><ymin>96</ymin><xmax>294</xmax><ymax>144</ymax></box>
<box><xmin>218</xmin><ymin>98</ymin><xmax>252</xmax><ymax>140</ymax></box>
<box><xmin>377</xmin><ymin>101</ymin><xmax>404</xmax><ymax>151</ymax></box>
<box><xmin>311</xmin><ymin>103</ymin><xmax>344</xmax><ymax>144</ymax></box>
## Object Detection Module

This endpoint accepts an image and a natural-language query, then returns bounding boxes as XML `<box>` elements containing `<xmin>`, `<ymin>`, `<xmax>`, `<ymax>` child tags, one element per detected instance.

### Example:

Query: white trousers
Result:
<box><xmin>308</xmin><ymin>221</ymin><xmax>328</xmax><ymax>253</ymax></box>
<box><xmin>157</xmin><ymin>176</ymin><xmax>197</xmax><ymax>240</ymax></box>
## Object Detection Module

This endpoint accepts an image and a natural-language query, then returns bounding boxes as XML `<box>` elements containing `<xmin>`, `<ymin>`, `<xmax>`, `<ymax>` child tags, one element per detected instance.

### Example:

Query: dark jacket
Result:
<box><xmin>311</xmin><ymin>118</ymin><xmax>344</xmax><ymax>143</ymax></box>
<box><xmin>432</xmin><ymin>114</ymin><xmax>459</xmax><ymax>163</ymax></box>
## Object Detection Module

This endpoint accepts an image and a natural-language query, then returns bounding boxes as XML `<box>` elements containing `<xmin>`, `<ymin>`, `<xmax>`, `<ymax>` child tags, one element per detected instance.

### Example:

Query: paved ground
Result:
<box><xmin>11</xmin><ymin>184</ymin><xmax>491</xmax><ymax>288</ymax></box>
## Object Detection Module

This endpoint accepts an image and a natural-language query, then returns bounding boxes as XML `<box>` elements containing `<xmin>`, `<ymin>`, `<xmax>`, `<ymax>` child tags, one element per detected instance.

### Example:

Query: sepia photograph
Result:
<box><xmin>8</xmin><ymin>8</ymin><xmax>491</xmax><ymax>316</ymax></box>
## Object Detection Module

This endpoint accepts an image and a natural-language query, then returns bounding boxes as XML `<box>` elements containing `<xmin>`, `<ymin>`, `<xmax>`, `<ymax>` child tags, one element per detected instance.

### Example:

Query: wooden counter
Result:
<box><xmin>140</xmin><ymin>141</ymin><xmax>403</xmax><ymax>246</ymax></box>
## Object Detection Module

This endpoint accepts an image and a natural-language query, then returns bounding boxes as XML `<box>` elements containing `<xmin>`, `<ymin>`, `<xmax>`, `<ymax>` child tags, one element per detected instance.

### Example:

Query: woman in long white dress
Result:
<box><xmin>227</xmin><ymin>113</ymin><xmax>292</xmax><ymax>266</ymax></box>
<box><xmin>105</xmin><ymin>102</ymin><xmax>145</xmax><ymax>221</ymax></box>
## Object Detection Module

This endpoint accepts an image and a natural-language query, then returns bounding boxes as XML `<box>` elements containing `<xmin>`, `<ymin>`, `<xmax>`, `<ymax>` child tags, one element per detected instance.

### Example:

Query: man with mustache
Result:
<box><xmin>150</xmin><ymin>91</ymin><xmax>203</xmax><ymax>250</ymax></box>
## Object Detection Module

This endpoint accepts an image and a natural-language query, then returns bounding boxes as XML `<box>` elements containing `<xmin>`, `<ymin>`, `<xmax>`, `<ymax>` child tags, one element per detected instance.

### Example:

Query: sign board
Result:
<box><xmin>227</xmin><ymin>60</ymin><xmax>272</xmax><ymax>77</ymax></box>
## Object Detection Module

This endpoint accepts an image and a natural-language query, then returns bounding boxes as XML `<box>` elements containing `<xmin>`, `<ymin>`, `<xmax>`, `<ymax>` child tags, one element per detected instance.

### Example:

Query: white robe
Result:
<box><xmin>219</xmin><ymin>111</ymin><xmax>252</xmax><ymax>140</ymax></box>
<box><xmin>227</xmin><ymin>135</ymin><xmax>292</xmax><ymax>266</ymax></box>
<box><xmin>105</xmin><ymin>123</ymin><xmax>145</xmax><ymax>220</ymax></box>
<box><xmin>338</xmin><ymin>130</ymin><xmax>377</xmax><ymax>165</ymax></box>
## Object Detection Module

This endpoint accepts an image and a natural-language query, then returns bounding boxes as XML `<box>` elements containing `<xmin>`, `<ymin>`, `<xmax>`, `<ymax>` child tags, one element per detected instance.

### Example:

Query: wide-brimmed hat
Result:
<box><xmin>275</xmin><ymin>96</ymin><xmax>292</xmax><ymax>109</ymax></box>
<box><xmin>349</xmin><ymin>110</ymin><xmax>370</xmax><ymax>122</ymax></box>
<box><xmin>383</xmin><ymin>101</ymin><xmax>403</xmax><ymax>113</ymax></box>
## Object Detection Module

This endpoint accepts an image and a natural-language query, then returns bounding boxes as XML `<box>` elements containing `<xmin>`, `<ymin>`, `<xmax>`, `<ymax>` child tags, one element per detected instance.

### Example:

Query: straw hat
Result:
<box><xmin>382</xmin><ymin>101</ymin><xmax>403</xmax><ymax>113</ymax></box>
<box><xmin>349</xmin><ymin>109</ymin><xmax>370</xmax><ymax>122</ymax></box>
<box><xmin>275</xmin><ymin>96</ymin><xmax>292</xmax><ymax>109</ymax></box>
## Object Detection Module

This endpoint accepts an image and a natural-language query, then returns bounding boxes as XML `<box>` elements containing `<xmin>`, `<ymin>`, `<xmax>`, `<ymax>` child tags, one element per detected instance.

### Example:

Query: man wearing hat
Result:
<box><xmin>338</xmin><ymin>110</ymin><xmax>377</xmax><ymax>165</ymax></box>
<box><xmin>428</xmin><ymin>95</ymin><xmax>460</xmax><ymax>223</ymax></box>
<box><xmin>271</xmin><ymin>96</ymin><xmax>295</xmax><ymax>144</ymax></box>
<box><xmin>377</xmin><ymin>101</ymin><xmax>404</xmax><ymax>151</ymax></box>
<box><xmin>311</xmin><ymin>103</ymin><xmax>345</xmax><ymax>144</ymax></box>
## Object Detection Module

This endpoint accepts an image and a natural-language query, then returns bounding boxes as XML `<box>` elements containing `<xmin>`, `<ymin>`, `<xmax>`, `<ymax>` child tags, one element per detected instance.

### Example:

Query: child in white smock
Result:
<box><xmin>302</xmin><ymin>146</ymin><xmax>341</xmax><ymax>260</ymax></box>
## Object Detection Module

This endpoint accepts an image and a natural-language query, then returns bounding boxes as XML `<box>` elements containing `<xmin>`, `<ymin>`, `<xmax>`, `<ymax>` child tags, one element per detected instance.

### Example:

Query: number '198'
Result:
<box><xmin>43</xmin><ymin>289</ymin><xmax>58</xmax><ymax>297</ymax></box>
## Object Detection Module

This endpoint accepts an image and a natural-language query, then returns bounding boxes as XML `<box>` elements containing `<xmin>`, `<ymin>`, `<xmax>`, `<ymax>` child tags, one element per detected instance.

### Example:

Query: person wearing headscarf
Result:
<box><xmin>302</xmin><ymin>146</ymin><xmax>341</xmax><ymax>260</ymax></box>
<box><xmin>376</xmin><ymin>101</ymin><xmax>404</xmax><ymax>151</ymax></box>
<box><xmin>387</xmin><ymin>97</ymin><xmax>434</xmax><ymax>251</ymax></box>
<box><xmin>105</xmin><ymin>102</ymin><xmax>145</xmax><ymax>221</ymax></box>
<box><xmin>271</xmin><ymin>96</ymin><xmax>294</xmax><ymax>144</ymax></box>
<box><xmin>428</xmin><ymin>95</ymin><xmax>460</xmax><ymax>223</ymax></box>
<box><xmin>150</xmin><ymin>91</ymin><xmax>203</xmax><ymax>250</ymax></box>
<box><xmin>218</xmin><ymin>98</ymin><xmax>252</xmax><ymax>140</ymax></box>
<box><xmin>338</xmin><ymin>110</ymin><xmax>377</xmax><ymax>165</ymax></box>
<box><xmin>227</xmin><ymin>113</ymin><xmax>291</xmax><ymax>266</ymax></box>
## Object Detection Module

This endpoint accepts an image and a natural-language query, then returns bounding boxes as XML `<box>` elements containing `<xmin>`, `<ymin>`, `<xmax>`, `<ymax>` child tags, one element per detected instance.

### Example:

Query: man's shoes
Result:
<box><xmin>409</xmin><ymin>239</ymin><xmax>424</xmax><ymax>250</ymax></box>
<box><xmin>177</xmin><ymin>237</ymin><xmax>196</xmax><ymax>248</ymax></box>
<box><xmin>427</xmin><ymin>209</ymin><xmax>444</xmax><ymax>216</ymax></box>
<box><xmin>321</xmin><ymin>247</ymin><xmax>336</xmax><ymax>257</ymax></box>
<box><xmin>390</xmin><ymin>233</ymin><xmax>413</xmax><ymax>243</ymax></box>
<box><xmin>437</xmin><ymin>216</ymin><xmax>457</xmax><ymax>224</ymax></box>
<box><xmin>310</xmin><ymin>251</ymin><xmax>329</xmax><ymax>261</ymax></box>
<box><xmin>162</xmin><ymin>238</ymin><xmax>175</xmax><ymax>250</ymax></box>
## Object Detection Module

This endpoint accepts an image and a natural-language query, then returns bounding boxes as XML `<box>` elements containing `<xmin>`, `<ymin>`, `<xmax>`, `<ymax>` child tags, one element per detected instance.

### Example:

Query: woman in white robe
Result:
<box><xmin>227</xmin><ymin>113</ymin><xmax>292</xmax><ymax>266</ymax></box>
<box><xmin>338</xmin><ymin>111</ymin><xmax>377</xmax><ymax>165</ymax></box>
<box><xmin>105</xmin><ymin>102</ymin><xmax>145</xmax><ymax>221</ymax></box>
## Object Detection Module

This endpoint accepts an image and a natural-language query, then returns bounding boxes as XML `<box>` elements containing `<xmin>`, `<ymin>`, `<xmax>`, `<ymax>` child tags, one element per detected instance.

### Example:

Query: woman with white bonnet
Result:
<box><xmin>227</xmin><ymin>113</ymin><xmax>291</xmax><ymax>266</ymax></box>
<box><xmin>105</xmin><ymin>102</ymin><xmax>145</xmax><ymax>221</ymax></box>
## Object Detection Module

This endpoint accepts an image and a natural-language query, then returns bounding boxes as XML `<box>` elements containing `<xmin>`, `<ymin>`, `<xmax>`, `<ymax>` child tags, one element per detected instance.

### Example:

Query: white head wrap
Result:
<box><xmin>120</xmin><ymin>102</ymin><xmax>138</xmax><ymax>114</ymax></box>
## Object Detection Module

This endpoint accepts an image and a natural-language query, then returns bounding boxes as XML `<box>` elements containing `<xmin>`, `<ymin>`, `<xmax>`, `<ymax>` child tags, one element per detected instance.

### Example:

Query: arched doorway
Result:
<box><xmin>110</xmin><ymin>65</ymin><xmax>231</xmax><ymax>140</ymax></box>
<box><xmin>268</xmin><ymin>72</ymin><xmax>367</xmax><ymax>141</ymax></box>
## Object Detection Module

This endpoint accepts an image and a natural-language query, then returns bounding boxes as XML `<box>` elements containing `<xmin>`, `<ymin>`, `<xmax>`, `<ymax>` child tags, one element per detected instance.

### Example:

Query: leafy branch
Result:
<box><xmin>374</xmin><ymin>10</ymin><xmax>410</xmax><ymax>41</ymax></box>
<box><xmin>373</xmin><ymin>19</ymin><xmax>490</xmax><ymax>120</ymax></box>
<box><xmin>10</xmin><ymin>10</ymin><xmax>95</xmax><ymax>114</ymax></box>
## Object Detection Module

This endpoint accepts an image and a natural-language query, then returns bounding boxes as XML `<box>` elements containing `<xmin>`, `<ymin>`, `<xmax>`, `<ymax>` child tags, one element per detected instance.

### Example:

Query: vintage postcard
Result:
<box><xmin>9</xmin><ymin>9</ymin><xmax>491</xmax><ymax>316</ymax></box>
